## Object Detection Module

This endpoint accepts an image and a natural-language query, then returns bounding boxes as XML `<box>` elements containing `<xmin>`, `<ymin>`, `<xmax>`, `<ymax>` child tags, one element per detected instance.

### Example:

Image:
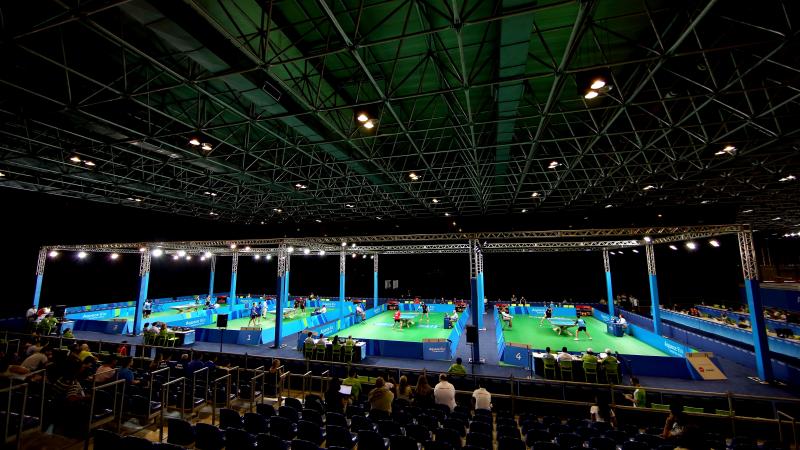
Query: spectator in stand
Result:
<box><xmin>186</xmin><ymin>352</ymin><xmax>205</xmax><ymax>377</ymax></box>
<box><xmin>94</xmin><ymin>356</ymin><xmax>118</xmax><ymax>384</ymax></box>
<box><xmin>368</xmin><ymin>377</ymin><xmax>394</xmax><ymax>414</ymax></box>
<box><xmin>149</xmin><ymin>353</ymin><xmax>166</xmax><ymax>373</ymax></box>
<box><xmin>472</xmin><ymin>382</ymin><xmax>492</xmax><ymax>411</ymax></box>
<box><xmin>414</xmin><ymin>374</ymin><xmax>434</xmax><ymax>407</ymax></box>
<box><xmin>325</xmin><ymin>376</ymin><xmax>346</xmax><ymax>414</ymax></box>
<box><xmin>434</xmin><ymin>373</ymin><xmax>456</xmax><ymax>412</ymax></box>
<box><xmin>62</xmin><ymin>328</ymin><xmax>74</xmax><ymax>339</ymax></box>
<box><xmin>116</xmin><ymin>341</ymin><xmax>129</xmax><ymax>356</ymax></box>
<box><xmin>21</xmin><ymin>345</ymin><xmax>48</xmax><ymax>371</ymax></box>
<box><xmin>117</xmin><ymin>357</ymin><xmax>140</xmax><ymax>385</ymax></box>
<box><xmin>624</xmin><ymin>377</ymin><xmax>646</xmax><ymax>407</ymax></box>
<box><xmin>396</xmin><ymin>375</ymin><xmax>413</xmax><ymax>401</ymax></box>
<box><xmin>266</xmin><ymin>359</ymin><xmax>283</xmax><ymax>396</ymax></box>
<box><xmin>77</xmin><ymin>343</ymin><xmax>93</xmax><ymax>362</ymax></box>
<box><xmin>590</xmin><ymin>395</ymin><xmax>617</xmax><ymax>428</ymax></box>
<box><xmin>448</xmin><ymin>357</ymin><xmax>467</xmax><ymax>375</ymax></box>
<box><xmin>0</xmin><ymin>356</ymin><xmax>31</xmax><ymax>380</ymax></box>
<box><xmin>342</xmin><ymin>368</ymin><xmax>362</xmax><ymax>401</ymax></box>
<box><xmin>663</xmin><ymin>403</ymin><xmax>689</xmax><ymax>439</ymax></box>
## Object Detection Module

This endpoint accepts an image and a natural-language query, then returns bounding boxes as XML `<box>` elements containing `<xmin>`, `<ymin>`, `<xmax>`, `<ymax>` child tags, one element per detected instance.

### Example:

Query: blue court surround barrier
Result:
<box><xmin>620</xmin><ymin>308</ymin><xmax>800</xmax><ymax>385</ymax></box>
<box><xmin>495</xmin><ymin>306</ymin><xmax>579</xmax><ymax>369</ymax></box>
<box><xmin>659</xmin><ymin>309</ymin><xmax>800</xmax><ymax>359</ymax></box>
<box><xmin>695</xmin><ymin>305</ymin><xmax>800</xmax><ymax>337</ymax></box>
<box><xmin>295</xmin><ymin>303</ymin><xmax>468</xmax><ymax>361</ymax></box>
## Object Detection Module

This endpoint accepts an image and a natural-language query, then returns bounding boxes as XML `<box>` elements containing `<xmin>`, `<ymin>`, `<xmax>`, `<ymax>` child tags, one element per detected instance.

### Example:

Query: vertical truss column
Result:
<box><xmin>32</xmin><ymin>248</ymin><xmax>47</xmax><ymax>310</ymax></box>
<box><xmin>738</xmin><ymin>231</ymin><xmax>773</xmax><ymax>381</ymax></box>
<box><xmin>339</xmin><ymin>250</ymin><xmax>347</xmax><ymax>319</ymax></box>
<box><xmin>274</xmin><ymin>244</ymin><xmax>287</xmax><ymax>348</ymax></box>
<box><xmin>373</xmin><ymin>254</ymin><xmax>379</xmax><ymax>310</ymax></box>
<box><xmin>285</xmin><ymin>251</ymin><xmax>292</xmax><ymax>308</ymax></box>
<box><xmin>645</xmin><ymin>244</ymin><xmax>662</xmax><ymax>336</ymax></box>
<box><xmin>469</xmin><ymin>239</ymin><xmax>482</xmax><ymax>363</ymax></box>
<box><xmin>208</xmin><ymin>255</ymin><xmax>216</xmax><ymax>300</ymax></box>
<box><xmin>603</xmin><ymin>249</ymin><xmax>615</xmax><ymax>317</ymax></box>
<box><xmin>230</xmin><ymin>251</ymin><xmax>239</xmax><ymax>304</ymax></box>
<box><xmin>133</xmin><ymin>249</ymin><xmax>152</xmax><ymax>336</ymax></box>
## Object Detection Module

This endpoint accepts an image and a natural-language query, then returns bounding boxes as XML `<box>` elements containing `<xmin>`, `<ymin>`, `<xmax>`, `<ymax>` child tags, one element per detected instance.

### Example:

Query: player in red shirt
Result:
<box><xmin>393</xmin><ymin>310</ymin><xmax>402</xmax><ymax>328</ymax></box>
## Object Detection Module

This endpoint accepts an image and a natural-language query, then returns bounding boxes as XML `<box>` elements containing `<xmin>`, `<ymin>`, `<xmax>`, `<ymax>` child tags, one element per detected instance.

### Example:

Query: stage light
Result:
<box><xmin>357</xmin><ymin>113</ymin><xmax>369</xmax><ymax>123</ymax></box>
<box><xmin>295</xmin><ymin>183</ymin><xmax>308</xmax><ymax>189</ymax></box>
<box><xmin>669</xmin><ymin>245</ymin><xmax>678</xmax><ymax>251</ymax></box>
<box><xmin>201</xmin><ymin>143</ymin><xmax>212</xmax><ymax>151</ymax></box>
<box><xmin>303</xmin><ymin>248</ymin><xmax>311</xmax><ymax>255</ymax></box>
<box><xmin>254</xmin><ymin>254</ymin><xmax>261</xmax><ymax>260</ymax></box>
<box><xmin>200</xmin><ymin>256</ymin><xmax>206</xmax><ymax>261</ymax></box>
<box><xmin>521</xmin><ymin>209</ymin><xmax>528</xmax><ymax>213</ymax></box>
<box><xmin>452</xmin><ymin>221</ymin><xmax>456</xmax><ymax>226</ymax></box>
<box><xmin>742</xmin><ymin>209</ymin><xmax>753</xmax><ymax>213</ymax></box>
<box><xmin>110</xmin><ymin>253</ymin><xmax>119</xmax><ymax>260</ymax></box>
<box><xmin>48</xmin><ymin>250</ymin><xmax>59</xmax><ymax>258</ymax></box>
<box><xmin>548</xmin><ymin>161</ymin><xmax>560</xmax><ymax>169</ymax></box>
<box><xmin>341</xmin><ymin>242</ymin><xmax>347</xmax><ymax>247</ymax></box>
<box><xmin>715</xmin><ymin>145</ymin><xmax>736</xmax><ymax>156</ymax></box>
<box><xmin>643</xmin><ymin>236</ymin><xmax>652</xmax><ymax>243</ymax></box>
<box><xmin>779</xmin><ymin>175</ymin><xmax>796</xmax><ymax>182</ymax></box>
<box><xmin>352</xmin><ymin>253</ymin><xmax>357</xmax><ymax>258</ymax></box>
<box><xmin>772</xmin><ymin>217</ymin><xmax>782</xmax><ymax>221</ymax></box>
<box><xmin>189</xmin><ymin>138</ymin><xmax>201</xmax><ymax>146</ymax></box>
<box><xmin>685</xmin><ymin>242</ymin><xmax>697</xmax><ymax>250</ymax></box>
<box><xmin>643</xmin><ymin>185</ymin><xmax>656</xmax><ymax>191</ymax></box>
<box><xmin>632</xmin><ymin>249</ymin><xmax>639</xmax><ymax>253</ymax></box>
<box><xmin>230</xmin><ymin>243</ymin><xmax>237</xmax><ymax>249</ymax></box>
<box><xmin>432</xmin><ymin>198</ymin><xmax>439</xmax><ymax>203</ymax></box>
<box><xmin>409</xmin><ymin>172</ymin><xmax>419</xmax><ymax>181</ymax></box>
<box><xmin>351</xmin><ymin>243</ymin><xmax>356</xmax><ymax>248</ymax></box>
<box><xmin>244</xmin><ymin>246</ymin><xmax>251</xmax><ymax>251</ymax></box>
<box><xmin>315</xmin><ymin>219</ymin><xmax>322</xmax><ymax>223</ymax></box>
<box><xmin>709</xmin><ymin>239</ymin><xmax>720</xmax><ymax>247</ymax></box>
<box><xmin>177</xmin><ymin>250</ymin><xmax>187</xmax><ymax>257</ymax></box>
<box><xmin>363</xmin><ymin>120</ymin><xmax>375</xmax><ymax>129</ymax></box>
<box><xmin>531</xmin><ymin>192</ymin><xmax>540</xmax><ymax>197</ymax></box>
<box><xmin>0</xmin><ymin>171</ymin><xmax>5</xmax><ymax>177</ymax></box>
<box><xmin>445</xmin><ymin>213</ymin><xmax>450</xmax><ymax>216</ymax></box>
<box><xmin>172</xmin><ymin>255</ymin><xmax>180</xmax><ymax>260</ymax></box>
<box><xmin>362</xmin><ymin>254</ymin><xmax>367</xmax><ymax>259</ymax></box>
<box><xmin>77</xmin><ymin>251</ymin><xmax>87</xmax><ymax>259</ymax></box>
<box><xmin>584</xmin><ymin>90</ymin><xmax>599</xmax><ymax>99</ymax></box>
<box><xmin>266</xmin><ymin>254</ymin><xmax>272</xmax><ymax>260</ymax></box>
<box><xmin>204</xmin><ymin>251</ymin><xmax>212</xmax><ymax>258</ymax></box>
<box><xmin>185</xmin><ymin>255</ymin><xmax>192</xmax><ymax>261</ymax></box>
<box><xmin>139</xmin><ymin>247</ymin><xmax>146</xmax><ymax>252</ymax></box>
<box><xmin>346</xmin><ymin>204</ymin><xmax>354</xmax><ymax>208</ymax></box>
<box><xmin>287</xmin><ymin>246</ymin><xmax>294</xmax><ymax>253</ymax></box>
<box><xmin>70</xmin><ymin>156</ymin><xmax>81</xmax><ymax>163</ymax></box>
<box><xmin>134</xmin><ymin>198</ymin><xmax>142</xmax><ymax>202</ymax></box>
<box><xmin>605</xmin><ymin>204</ymin><xmax>613</xmax><ymax>209</ymax></box>
<box><xmin>273</xmin><ymin>208</ymin><xmax>282</xmax><ymax>213</ymax></box>
<box><xmin>209</xmin><ymin>211</ymin><xmax>218</xmax><ymax>216</ymax></box>
<box><xmin>590</xmin><ymin>79</ymin><xmax>606</xmax><ymax>90</ymax></box>
<box><xmin>319</xmin><ymin>250</ymin><xmax>325</xmax><ymax>256</ymax></box>
<box><xmin>152</xmin><ymin>248</ymin><xmax>164</xmax><ymax>257</ymax></box>
<box><xmin>84</xmin><ymin>160</ymin><xmax>95</xmax><ymax>167</ymax></box>
<box><xmin>609</xmin><ymin>251</ymin><xmax>616</xmax><ymax>255</ymax></box>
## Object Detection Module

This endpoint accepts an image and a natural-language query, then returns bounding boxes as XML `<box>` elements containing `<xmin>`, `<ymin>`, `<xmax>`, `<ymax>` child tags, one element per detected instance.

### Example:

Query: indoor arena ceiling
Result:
<box><xmin>0</xmin><ymin>0</ymin><xmax>798</xmax><ymax>231</ymax></box>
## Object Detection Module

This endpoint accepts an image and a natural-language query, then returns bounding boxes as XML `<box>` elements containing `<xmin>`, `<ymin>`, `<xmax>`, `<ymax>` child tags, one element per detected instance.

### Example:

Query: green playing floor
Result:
<box><xmin>335</xmin><ymin>310</ymin><xmax>453</xmax><ymax>343</ymax></box>
<box><xmin>502</xmin><ymin>315</ymin><xmax>668</xmax><ymax>357</ymax></box>
<box><xmin>199</xmin><ymin>311</ymin><xmax>313</xmax><ymax>329</ymax></box>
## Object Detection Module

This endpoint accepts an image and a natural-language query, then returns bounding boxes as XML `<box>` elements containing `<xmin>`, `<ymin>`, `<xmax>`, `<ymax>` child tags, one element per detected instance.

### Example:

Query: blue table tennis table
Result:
<box><xmin>547</xmin><ymin>317</ymin><xmax>577</xmax><ymax>336</ymax></box>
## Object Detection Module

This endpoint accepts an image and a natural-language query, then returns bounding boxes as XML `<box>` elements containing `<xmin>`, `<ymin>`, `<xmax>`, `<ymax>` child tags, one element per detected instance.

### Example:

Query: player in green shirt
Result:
<box><xmin>342</xmin><ymin>368</ymin><xmax>362</xmax><ymax>399</ymax></box>
<box><xmin>447</xmin><ymin>357</ymin><xmax>467</xmax><ymax>374</ymax></box>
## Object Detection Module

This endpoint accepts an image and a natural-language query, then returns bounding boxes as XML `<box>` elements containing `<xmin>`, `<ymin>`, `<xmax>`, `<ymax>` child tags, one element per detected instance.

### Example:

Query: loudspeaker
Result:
<box><xmin>52</xmin><ymin>305</ymin><xmax>66</xmax><ymax>320</ymax></box>
<box><xmin>216</xmin><ymin>314</ymin><xmax>228</xmax><ymax>328</ymax></box>
<box><xmin>466</xmin><ymin>325</ymin><xmax>478</xmax><ymax>344</ymax></box>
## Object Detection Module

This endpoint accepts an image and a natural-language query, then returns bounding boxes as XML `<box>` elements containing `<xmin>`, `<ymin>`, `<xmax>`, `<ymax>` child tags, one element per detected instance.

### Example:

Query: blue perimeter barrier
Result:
<box><xmin>659</xmin><ymin>309</ymin><xmax>800</xmax><ymax>359</ymax></box>
<box><xmin>740</xmin><ymin>285</ymin><xmax>800</xmax><ymax>311</ymax></box>
<box><xmin>497</xmin><ymin>306</ymin><xmax>578</xmax><ymax>368</ymax></box>
<box><xmin>695</xmin><ymin>305</ymin><xmax>800</xmax><ymax>337</ymax></box>
<box><xmin>295</xmin><ymin>303</ymin><xmax>468</xmax><ymax>361</ymax></box>
<box><xmin>620</xmin><ymin>308</ymin><xmax>800</xmax><ymax>385</ymax></box>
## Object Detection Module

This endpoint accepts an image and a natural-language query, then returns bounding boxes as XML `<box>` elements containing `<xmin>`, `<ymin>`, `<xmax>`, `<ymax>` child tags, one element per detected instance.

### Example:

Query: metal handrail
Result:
<box><xmin>777</xmin><ymin>410</ymin><xmax>798</xmax><ymax>448</ymax></box>
<box><xmin>301</xmin><ymin>371</ymin><xmax>312</xmax><ymax>401</ymax></box>
<box><xmin>159</xmin><ymin>376</ymin><xmax>186</xmax><ymax>442</ymax></box>
<box><xmin>211</xmin><ymin>373</ymin><xmax>232</xmax><ymax>425</ymax></box>
<box><xmin>1</xmin><ymin>383</ymin><xmax>28</xmax><ymax>449</ymax></box>
<box><xmin>191</xmin><ymin>366</ymin><xmax>210</xmax><ymax>413</ymax></box>
<box><xmin>88</xmin><ymin>378</ymin><xmax>127</xmax><ymax>435</ymax></box>
<box><xmin>277</xmin><ymin>370</ymin><xmax>290</xmax><ymax>406</ymax></box>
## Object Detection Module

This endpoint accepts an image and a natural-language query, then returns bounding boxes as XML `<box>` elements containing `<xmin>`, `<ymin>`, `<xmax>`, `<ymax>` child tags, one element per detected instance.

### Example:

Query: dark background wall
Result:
<box><xmin>4</xmin><ymin>188</ymin><xmax>786</xmax><ymax>317</ymax></box>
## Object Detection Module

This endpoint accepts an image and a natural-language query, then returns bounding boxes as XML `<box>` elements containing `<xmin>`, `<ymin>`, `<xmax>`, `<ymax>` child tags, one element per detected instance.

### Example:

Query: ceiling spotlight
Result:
<box><xmin>609</xmin><ymin>251</ymin><xmax>616</xmax><ymax>255</ymax></box>
<box><xmin>0</xmin><ymin>171</ymin><xmax>5</xmax><ymax>177</ymax></box>
<box><xmin>201</xmin><ymin>143</ymin><xmax>212</xmax><ymax>151</ymax></box>
<box><xmin>139</xmin><ymin>247</ymin><xmax>147</xmax><ymax>252</ymax></box>
<box><xmin>209</xmin><ymin>211</ymin><xmax>218</xmax><ymax>216</ymax></box>
<box><xmin>548</xmin><ymin>161</ymin><xmax>560</xmax><ymax>169</ymax></box>
<box><xmin>341</xmin><ymin>242</ymin><xmax>347</xmax><ymax>247</ymax></box>
<box><xmin>295</xmin><ymin>183</ymin><xmax>308</xmax><ymax>189</ymax></box>
<box><xmin>315</xmin><ymin>219</ymin><xmax>322</xmax><ymax>223</ymax></box>
<box><xmin>244</xmin><ymin>246</ymin><xmax>251</xmax><ymax>251</ymax></box>
<box><xmin>363</xmin><ymin>120</ymin><xmax>375</xmax><ymax>129</ymax></box>
<box><xmin>48</xmin><ymin>250</ymin><xmax>59</xmax><ymax>258</ymax></box>
<box><xmin>715</xmin><ymin>145</ymin><xmax>736</xmax><ymax>156</ymax></box>
<box><xmin>590</xmin><ymin>79</ymin><xmax>606</xmax><ymax>90</ymax></box>
<box><xmin>632</xmin><ymin>249</ymin><xmax>639</xmax><ymax>253</ymax></box>
<box><xmin>185</xmin><ymin>255</ymin><xmax>192</xmax><ymax>261</ymax></box>
<box><xmin>742</xmin><ymin>209</ymin><xmax>753</xmax><ymax>213</ymax></box>
<box><xmin>669</xmin><ymin>245</ymin><xmax>678</xmax><ymax>251</ymax></box>
<box><xmin>134</xmin><ymin>198</ymin><xmax>142</xmax><ymax>202</ymax></box>
<box><xmin>274</xmin><ymin>208</ymin><xmax>282</xmax><ymax>213</ymax></box>
<box><xmin>204</xmin><ymin>252</ymin><xmax>213</xmax><ymax>258</ymax></box>
<box><xmin>177</xmin><ymin>250</ymin><xmax>187</xmax><ymax>257</ymax></box>
<box><xmin>643</xmin><ymin>185</ymin><xmax>656</xmax><ymax>191</ymax></box>
<box><xmin>772</xmin><ymin>217</ymin><xmax>782</xmax><ymax>221</ymax></box>
<box><xmin>189</xmin><ymin>138</ymin><xmax>201</xmax><ymax>146</ymax></box>
<box><xmin>444</xmin><ymin>213</ymin><xmax>450</xmax><ymax>217</ymax></box>
<box><xmin>700</xmin><ymin>200</ymin><xmax>710</xmax><ymax>204</ymax></box>
<box><xmin>77</xmin><ymin>251</ymin><xmax>88</xmax><ymax>259</ymax></box>
<box><xmin>521</xmin><ymin>209</ymin><xmax>528</xmax><ymax>213</ymax></box>
<box><xmin>152</xmin><ymin>248</ymin><xmax>164</xmax><ymax>257</ymax></box>
<box><xmin>84</xmin><ymin>161</ymin><xmax>96</xmax><ymax>167</ymax></box>
<box><xmin>351</xmin><ymin>243</ymin><xmax>356</xmax><ymax>248</ymax></box>
<box><xmin>356</xmin><ymin>113</ymin><xmax>369</xmax><ymax>123</ymax></box>
<box><xmin>172</xmin><ymin>255</ymin><xmax>180</xmax><ymax>261</ymax></box>
<box><xmin>362</xmin><ymin>254</ymin><xmax>367</xmax><ymax>259</ymax></box>
<box><xmin>254</xmin><ymin>254</ymin><xmax>261</xmax><ymax>260</ymax></box>
<box><xmin>584</xmin><ymin>90</ymin><xmax>599</xmax><ymax>99</ymax></box>
<box><xmin>409</xmin><ymin>172</ymin><xmax>419</xmax><ymax>181</ymax></box>
<box><xmin>686</xmin><ymin>241</ymin><xmax>697</xmax><ymax>250</ymax></box>
<box><xmin>346</xmin><ymin>204</ymin><xmax>354</xmax><ymax>208</ymax></box>
<box><xmin>200</xmin><ymin>256</ymin><xmax>206</xmax><ymax>261</ymax></box>
<box><xmin>452</xmin><ymin>221</ymin><xmax>457</xmax><ymax>226</ymax></box>
<box><xmin>643</xmin><ymin>236</ymin><xmax>652</xmax><ymax>243</ymax></box>
<box><xmin>230</xmin><ymin>243</ymin><xmax>237</xmax><ymax>249</ymax></box>
<box><xmin>376</xmin><ymin>216</ymin><xmax>382</xmax><ymax>220</ymax></box>
<box><xmin>352</xmin><ymin>253</ymin><xmax>357</xmax><ymax>258</ymax></box>
<box><xmin>266</xmin><ymin>254</ymin><xmax>272</xmax><ymax>260</ymax></box>
<box><xmin>303</xmin><ymin>248</ymin><xmax>311</xmax><ymax>255</ymax></box>
<box><xmin>531</xmin><ymin>192</ymin><xmax>540</xmax><ymax>197</ymax></box>
<box><xmin>709</xmin><ymin>240</ymin><xmax>720</xmax><ymax>247</ymax></box>
<box><xmin>779</xmin><ymin>175</ymin><xmax>796</xmax><ymax>182</ymax></box>
<box><xmin>319</xmin><ymin>250</ymin><xmax>326</xmax><ymax>256</ymax></box>
<box><xmin>70</xmin><ymin>156</ymin><xmax>82</xmax><ymax>163</ymax></box>
<box><xmin>287</xmin><ymin>246</ymin><xmax>294</xmax><ymax>253</ymax></box>
<box><xmin>432</xmin><ymin>198</ymin><xmax>439</xmax><ymax>203</ymax></box>
<box><xmin>605</xmin><ymin>204</ymin><xmax>613</xmax><ymax>209</ymax></box>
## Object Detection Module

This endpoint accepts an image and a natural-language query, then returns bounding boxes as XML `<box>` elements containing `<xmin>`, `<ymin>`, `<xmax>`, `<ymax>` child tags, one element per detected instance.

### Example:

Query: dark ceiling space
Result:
<box><xmin>0</xmin><ymin>0</ymin><xmax>799</xmax><ymax>232</ymax></box>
